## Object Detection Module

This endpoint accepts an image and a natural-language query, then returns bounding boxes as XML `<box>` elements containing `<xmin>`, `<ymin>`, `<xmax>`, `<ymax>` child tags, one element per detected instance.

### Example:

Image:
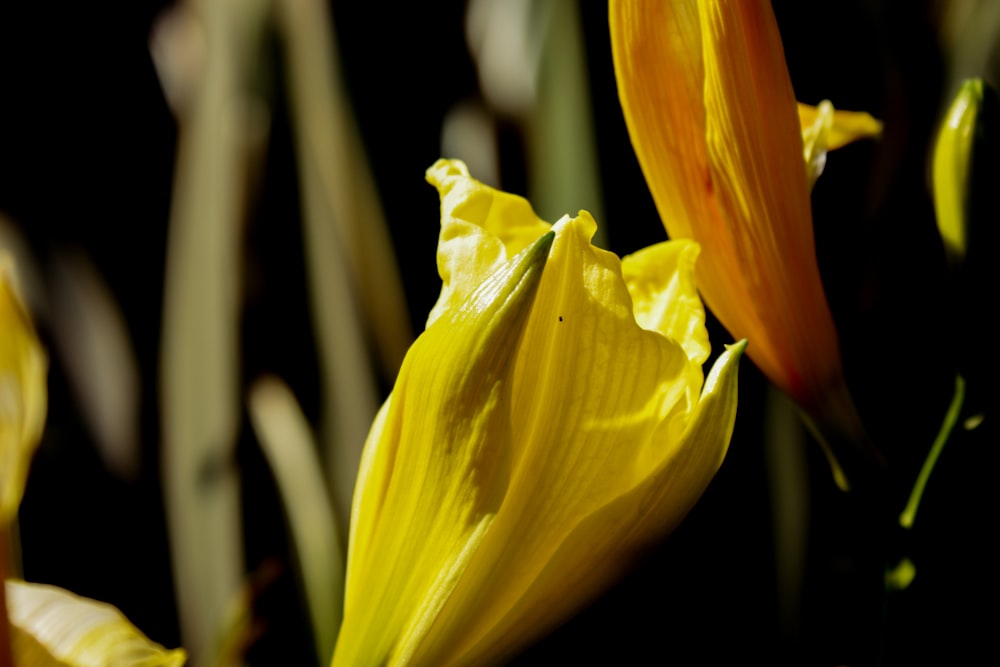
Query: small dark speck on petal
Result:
<box><xmin>558</xmin><ymin>316</ymin><xmax>564</xmax><ymax>322</ymax></box>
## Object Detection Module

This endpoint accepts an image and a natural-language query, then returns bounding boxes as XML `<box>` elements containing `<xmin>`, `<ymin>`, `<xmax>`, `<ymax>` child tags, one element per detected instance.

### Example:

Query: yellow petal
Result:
<box><xmin>425</xmin><ymin>159</ymin><xmax>551</xmax><ymax>328</ymax></box>
<box><xmin>0</xmin><ymin>256</ymin><xmax>47</xmax><ymax>524</ymax></box>
<box><xmin>621</xmin><ymin>239</ymin><xmax>709</xmax><ymax>365</ymax></box>
<box><xmin>799</xmin><ymin>101</ymin><xmax>883</xmax><ymax>188</ymax></box>
<box><xmin>798</xmin><ymin>101</ymin><xmax>883</xmax><ymax>152</ymax></box>
<box><xmin>335</xmin><ymin>230</ymin><xmax>554</xmax><ymax>666</ymax></box>
<box><xmin>6</xmin><ymin>580</ymin><xmax>185</xmax><ymax>666</ymax></box>
<box><xmin>410</xmin><ymin>221</ymin><xmax>743</xmax><ymax>666</ymax></box>
<box><xmin>334</xmin><ymin>162</ymin><xmax>741</xmax><ymax>666</ymax></box>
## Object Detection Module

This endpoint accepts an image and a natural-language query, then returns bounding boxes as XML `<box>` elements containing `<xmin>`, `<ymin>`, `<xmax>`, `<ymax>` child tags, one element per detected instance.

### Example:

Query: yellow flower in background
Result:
<box><xmin>0</xmin><ymin>255</ymin><xmax>47</xmax><ymax>524</ymax></box>
<box><xmin>0</xmin><ymin>256</ymin><xmax>185</xmax><ymax>666</ymax></box>
<box><xmin>7</xmin><ymin>580</ymin><xmax>186</xmax><ymax>667</ymax></box>
<box><xmin>332</xmin><ymin>159</ymin><xmax>744</xmax><ymax>666</ymax></box>
<box><xmin>610</xmin><ymin>0</ymin><xmax>881</xmax><ymax>484</ymax></box>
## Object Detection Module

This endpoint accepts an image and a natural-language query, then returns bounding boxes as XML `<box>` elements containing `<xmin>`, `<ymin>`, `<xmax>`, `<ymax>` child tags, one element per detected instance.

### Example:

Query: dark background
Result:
<box><xmin>0</xmin><ymin>1</ymin><xmax>996</xmax><ymax>665</ymax></box>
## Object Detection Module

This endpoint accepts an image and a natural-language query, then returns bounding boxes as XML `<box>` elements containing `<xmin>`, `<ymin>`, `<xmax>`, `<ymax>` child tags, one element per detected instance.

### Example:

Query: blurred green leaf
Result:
<box><xmin>248</xmin><ymin>376</ymin><xmax>344</xmax><ymax>667</ymax></box>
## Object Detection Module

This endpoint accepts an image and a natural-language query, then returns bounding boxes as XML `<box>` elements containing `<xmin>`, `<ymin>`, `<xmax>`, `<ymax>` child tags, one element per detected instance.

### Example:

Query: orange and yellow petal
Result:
<box><xmin>611</xmin><ymin>0</ymin><xmax>844</xmax><ymax>409</ymax></box>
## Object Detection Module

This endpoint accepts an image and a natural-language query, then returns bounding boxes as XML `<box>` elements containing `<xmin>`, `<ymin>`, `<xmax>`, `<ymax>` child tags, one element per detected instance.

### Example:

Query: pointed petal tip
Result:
<box><xmin>727</xmin><ymin>338</ymin><xmax>748</xmax><ymax>355</ymax></box>
<box><xmin>504</xmin><ymin>229</ymin><xmax>554</xmax><ymax>299</ymax></box>
<box><xmin>469</xmin><ymin>228</ymin><xmax>554</xmax><ymax>322</ymax></box>
<box><xmin>703</xmin><ymin>338</ymin><xmax>746</xmax><ymax>396</ymax></box>
<box><xmin>532</xmin><ymin>230</ymin><xmax>556</xmax><ymax>257</ymax></box>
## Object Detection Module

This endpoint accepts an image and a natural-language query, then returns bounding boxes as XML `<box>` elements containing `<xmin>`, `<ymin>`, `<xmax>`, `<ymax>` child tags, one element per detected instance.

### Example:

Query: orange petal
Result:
<box><xmin>611</xmin><ymin>0</ymin><xmax>844</xmax><ymax>407</ymax></box>
<box><xmin>610</xmin><ymin>0</ymin><xmax>710</xmax><ymax>243</ymax></box>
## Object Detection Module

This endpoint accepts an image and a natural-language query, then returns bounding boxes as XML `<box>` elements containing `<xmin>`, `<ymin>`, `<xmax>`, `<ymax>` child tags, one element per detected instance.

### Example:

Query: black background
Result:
<box><xmin>0</xmin><ymin>1</ymin><xmax>996</xmax><ymax>665</ymax></box>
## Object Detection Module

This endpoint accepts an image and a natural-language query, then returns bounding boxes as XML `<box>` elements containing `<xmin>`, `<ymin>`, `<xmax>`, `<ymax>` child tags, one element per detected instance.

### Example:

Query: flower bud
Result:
<box><xmin>932</xmin><ymin>78</ymin><xmax>1000</xmax><ymax>269</ymax></box>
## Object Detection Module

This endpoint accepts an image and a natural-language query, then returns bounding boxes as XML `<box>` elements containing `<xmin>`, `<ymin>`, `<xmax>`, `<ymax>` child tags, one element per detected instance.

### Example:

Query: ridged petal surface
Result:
<box><xmin>333</xmin><ymin>160</ymin><xmax>743</xmax><ymax>666</ymax></box>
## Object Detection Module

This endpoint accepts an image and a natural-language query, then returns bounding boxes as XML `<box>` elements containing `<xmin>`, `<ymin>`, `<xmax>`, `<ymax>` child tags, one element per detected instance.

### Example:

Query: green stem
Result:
<box><xmin>898</xmin><ymin>375</ymin><xmax>965</xmax><ymax>530</ymax></box>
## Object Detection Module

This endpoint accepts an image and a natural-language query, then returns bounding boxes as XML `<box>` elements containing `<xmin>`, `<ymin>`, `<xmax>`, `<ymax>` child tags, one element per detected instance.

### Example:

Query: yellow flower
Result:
<box><xmin>0</xmin><ymin>255</ymin><xmax>47</xmax><ymax>525</ymax></box>
<box><xmin>332</xmin><ymin>159</ymin><xmax>744</xmax><ymax>666</ymax></box>
<box><xmin>0</xmin><ymin>255</ymin><xmax>184</xmax><ymax>666</ymax></box>
<box><xmin>609</xmin><ymin>0</ymin><xmax>881</xmax><ymax>484</ymax></box>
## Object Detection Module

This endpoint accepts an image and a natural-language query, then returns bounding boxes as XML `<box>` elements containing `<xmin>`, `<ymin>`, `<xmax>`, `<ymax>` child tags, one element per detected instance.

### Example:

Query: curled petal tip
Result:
<box><xmin>800</xmin><ymin>101</ymin><xmax>883</xmax><ymax>188</ymax></box>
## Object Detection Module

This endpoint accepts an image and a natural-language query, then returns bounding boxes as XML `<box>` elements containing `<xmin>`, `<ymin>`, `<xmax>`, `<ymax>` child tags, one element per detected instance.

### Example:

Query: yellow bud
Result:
<box><xmin>932</xmin><ymin>78</ymin><xmax>999</xmax><ymax>269</ymax></box>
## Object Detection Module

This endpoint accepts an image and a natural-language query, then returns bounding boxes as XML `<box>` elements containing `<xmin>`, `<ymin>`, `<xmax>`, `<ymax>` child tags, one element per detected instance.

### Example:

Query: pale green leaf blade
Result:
<box><xmin>247</xmin><ymin>377</ymin><xmax>344</xmax><ymax>666</ymax></box>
